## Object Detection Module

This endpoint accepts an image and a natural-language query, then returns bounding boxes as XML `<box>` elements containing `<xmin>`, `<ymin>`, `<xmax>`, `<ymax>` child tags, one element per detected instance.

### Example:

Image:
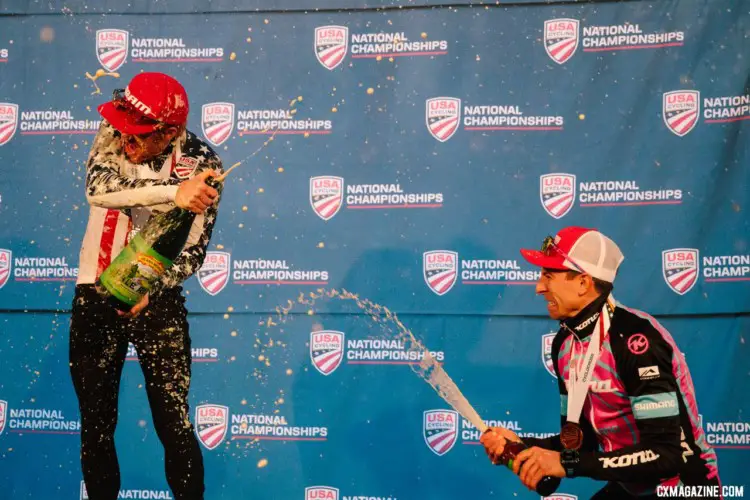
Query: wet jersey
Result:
<box><xmin>524</xmin><ymin>294</ymin><xmax>720</xmax><ymax>495</ymax></box>
<box><xmin>76</xmin><ymin>120</ymin><xmax>223</xmax><ymax>294</ymax></box>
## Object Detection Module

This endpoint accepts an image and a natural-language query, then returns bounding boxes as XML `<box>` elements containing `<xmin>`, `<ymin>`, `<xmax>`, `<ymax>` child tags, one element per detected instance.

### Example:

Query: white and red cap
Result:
<box><xmin>520</xmin><ymin>226</ymin><xmax>624</xmax><ymax>283</ymax></box>
<box><xmin>98</xmin><ymin>72</ymin><xmax>189</xmax><ymax>135</ymax></box>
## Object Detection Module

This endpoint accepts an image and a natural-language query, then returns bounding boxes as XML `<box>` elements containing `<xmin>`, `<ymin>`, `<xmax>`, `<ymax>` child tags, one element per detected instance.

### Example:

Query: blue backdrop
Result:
<box><xmin>0</xmin><ymin>0</ymin><xmax>748</xmax><ymax>499</ymax></box>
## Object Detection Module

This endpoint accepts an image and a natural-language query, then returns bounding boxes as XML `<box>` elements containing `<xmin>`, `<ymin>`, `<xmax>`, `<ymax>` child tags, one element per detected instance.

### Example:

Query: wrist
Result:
<box><xmin>560</xmin><ymin>449</ymin><xmax>580</xmax><ymax>478</ymax></box>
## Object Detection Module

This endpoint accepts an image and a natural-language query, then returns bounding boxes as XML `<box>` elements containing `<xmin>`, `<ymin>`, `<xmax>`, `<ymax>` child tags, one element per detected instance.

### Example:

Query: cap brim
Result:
<box><xmin>98</xmin><ymin>102</ymin><xmax>158</xmax><ymax>135</ymax></box>
<box><xmin>520</xmin><ymin>249</ymin><xmax>568</xmax><ymax>270</ymax></box>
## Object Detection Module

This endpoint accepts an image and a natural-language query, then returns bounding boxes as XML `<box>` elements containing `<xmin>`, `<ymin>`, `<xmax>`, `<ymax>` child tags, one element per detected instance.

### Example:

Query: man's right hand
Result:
<box><xmin>480</xmin><ymin>426</ymin><xmax>522</xmax><ymax>464</ymax></box>
<box><xmin>175</xmin><ymin>170</ymin><xmax>219</xmax><ymax>214</ymax></box>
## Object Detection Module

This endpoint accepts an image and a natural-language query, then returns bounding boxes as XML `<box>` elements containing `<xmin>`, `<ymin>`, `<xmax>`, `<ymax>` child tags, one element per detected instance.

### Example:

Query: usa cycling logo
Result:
<box><xmin>0</xmin><ymin>249</ymin><xmax>10</xmax><ymax>289</ymax></box>
<box><xmin>96</xmin><ymin>29</ymin><xmax>129</xmax><ymax>71</ymax></box>
<box><xmin>195</xmin><ymin>404</ymin><xmax>229</xmax><ymax>450</ymax></box>
<box><xmin>423</xmin><ymin>409</ymin><xmax>458</xmax><ymax>456</ymax></box>
<box><xmin>310</xmin><ymin>331</ymin><xmax>344</xmax><ymax>375</ymax></box>
<box><xmin>305</xmin><ymin>486</ymin><xmax>339</xmax><ymax>500</ymax></box>
<box><xmin>426</xmin><ymin>98</ymin><xmax>461</xmax><ymax>142</ymax></box>
<box><xmin>310</xmin><ymin>176</ymin><xmax>343</xmax><ymax>221</ymax></box>
<box><xmin>663</xmin><ymin>91</ymin><xmax>700</xmax><ymax>137</ymax></box>
<box><xmin>202</xmin><ymin>102</ymin><xmax>235</xmax><ymax>147</ymax></box>
<box><xmin>423</xmin><ymin>251</ymin><xmax>458</xmax><ymax>296</ymax></box>
<box><xmin>315</xmin><ymin>26</ymin><xmax>348</xmax><ymax>70</ymax></box>
<box><xmin>544</xmin><ymin>19</ymin><xmax>580</xmax><ymax>64</ymax></box>
<box><xmin>662</xmin><ymin>248</ymin><xmax>699</xmax><ymax>295</ymax></box>
<box><xmin>540</xmin><ymin>174</ymin><xmax>576</xmax><ymax>218</ymax></box>
<box><xmin>546</xmin><ymin>495</ymin><xmax>578</xmax><ymax>500</ymax></box>
<box><xmin>0</xmin><ymin>104</ymin><xmax>18</xmax><ymax>147</ymax></box>
<box><xmin>0</xmin><ymin>400</ymin><xmax>7</xmax><ymax>435</ymax></box>
<box><xmin>542</xmin><ymin>332</ymin><xmax>556</xmax><ymax>378</ymax></box>
<box><xmin>197</xmin><ymin>251</ymin><xmax>230</xmax><ymax>296</ymax></box>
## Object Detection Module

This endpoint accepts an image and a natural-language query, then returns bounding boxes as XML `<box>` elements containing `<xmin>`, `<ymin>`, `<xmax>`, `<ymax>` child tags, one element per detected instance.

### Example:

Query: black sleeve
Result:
<box><xmin>576</xmin><ymin>324</ymin><xmax>684</xmax><ymax>481</ymax></box>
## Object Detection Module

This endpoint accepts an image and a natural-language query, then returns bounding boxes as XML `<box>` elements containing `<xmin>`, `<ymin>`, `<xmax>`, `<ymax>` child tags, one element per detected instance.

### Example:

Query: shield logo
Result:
<box><xmin>423</xmin><ymin>409</ymin><xmax>458</xmax><ymax>456</ymax></box>
<box><xmin>423</xmin><ymin>250</ymin><xmax>458</xmax><ymax>296</ymax></box>
<box><xmin>425</xmin><ymin>97</ymin><xmax>461</xmax><ymax>142</ymax></box>
<box><xmin>545</xmin><ymin>495</ymin><xmax>578</xmax><ymax>500</ymax></box>
<box><xmin>662</xmin><ymin>248</ymin><xmax>699</xmax><ymax>295</ymax></box>
<box><xmin>96</xmin><ymin>29</ymin><xmax>129</xmax><ymax>71</ymax></box>
<box><xmin>0</xmin><ymin>103</ymin><xmax>18</xmax><ymax>147</ymax></box>
<box><xmin>310</xmin><ymin>176</ymin><xmax>344</xmax><ymax>221</ymax></box>
<box><xmin>198</xmin><ymin>251</ymin><xmax>230</xmax><ymax>296</ymax></box>
<box><xmin>315</xmin><ymin>26</ymin><xmax>348</xmax><ymax>70</ymax></box>
<box><xmin>544</xmin><ymin>19</ymin><xmax>579</xmax><ymax>64</ymax></box>
<box><xmin>540</xmin><ymin>173</ymin><xmax>576</xmax><ymax>219</ymax></box>
<box><xmin>202</xmin><ymin>102</ymin><xmax>235</xmax><ymax>147</ymax></box>
<box><xmin>305</xmin><ymin>486</ymin><xmax>340</xmax><ymax>500</ymax></box>
<box><xmin>310</xmin><ymin>330</ymin><xmax>344</xmax><ymax>375</ymax></box>
<box><xmin>663</xmin><ymin>91</ymin><xmax>700</xmax><ymax>137</ymax></box>
<box><xmin>80</xmin><ymin>481</ymin><xmax>88</xmax><ymax>500</ymax></box>
<box><xmin>195</xmin><ymin>404</ymin><xmax>229</xmax><ymax>450</ymax></box>
<box><xmin>0</xmin><ymin>400</ymin><xmax>7</xmax><ymax>436</ymax></box>
<box><xmin>542</xmin><ymin>332</ymin><xmax>557</xmax><ymax>378</ymax></box>
<box><xmin>174</xmin><ymin>156</ymin><xmax>198</xmax><ymax>179</ymax></box>
<box><xmin>0</xmin><ymin>249</ymin><xmax>11</xmax><ymax>289</ymax></box>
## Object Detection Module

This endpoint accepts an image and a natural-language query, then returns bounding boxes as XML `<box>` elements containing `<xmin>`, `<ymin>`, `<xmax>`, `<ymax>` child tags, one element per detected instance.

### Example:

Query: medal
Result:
<box><xmin>560</xmin><ymin>421</ymin><xmax>583</xmax><ymax>450</ymax></box>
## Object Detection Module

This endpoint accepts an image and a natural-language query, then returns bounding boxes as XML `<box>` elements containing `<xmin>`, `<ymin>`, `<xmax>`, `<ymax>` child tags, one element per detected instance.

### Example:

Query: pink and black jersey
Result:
<box><xmin>524</xmin><ymin>294</ymin><xmax>720</xmax><ymax>496</ymax></box>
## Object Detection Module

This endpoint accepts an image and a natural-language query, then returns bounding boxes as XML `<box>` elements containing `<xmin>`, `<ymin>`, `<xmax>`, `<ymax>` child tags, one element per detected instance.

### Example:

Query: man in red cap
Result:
<box><xmin>69</xmin><ymin>72</ymin><xmax>221</xmax><ymax>500</ymax></box>
<box><xmin>480</xmin><ymin>227</ymin><xmax>721</xmax><ymax>499</ymax></box>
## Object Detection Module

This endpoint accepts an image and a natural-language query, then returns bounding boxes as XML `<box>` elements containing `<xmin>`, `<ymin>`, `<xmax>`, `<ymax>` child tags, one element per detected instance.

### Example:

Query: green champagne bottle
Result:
<box><xmin>96</xmin><ymin>178</ymin><xmax>220</xmax><ymax>311</ymax></box>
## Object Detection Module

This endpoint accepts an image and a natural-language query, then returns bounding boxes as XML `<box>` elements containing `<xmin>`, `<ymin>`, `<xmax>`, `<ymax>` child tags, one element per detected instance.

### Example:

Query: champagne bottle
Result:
<box><xmin>95</xmin><ymin>177</ymin><xmax>220</xmax><ymax>311</ymax></box>
<box><xmin>496</xmin><ymin>440</ymin><xmax>561</xmax><ymax>496</ymax></box>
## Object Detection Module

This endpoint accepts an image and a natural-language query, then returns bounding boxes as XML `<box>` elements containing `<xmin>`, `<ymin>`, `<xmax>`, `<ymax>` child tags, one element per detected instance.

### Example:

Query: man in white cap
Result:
<box><xmin>480</xmin><ymin>226</ymin><xmax>721</xmax><ymax>499</ymax></box>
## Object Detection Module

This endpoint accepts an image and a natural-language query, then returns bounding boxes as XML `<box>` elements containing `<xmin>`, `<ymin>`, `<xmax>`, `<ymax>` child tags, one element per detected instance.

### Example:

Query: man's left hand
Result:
<box><xmin>512</xmin><ymin>446</ymin><xmax>566</xmax><ymax>491</ymax></box>
<box><xmin>117</xmin><ymin>294</ymin><xmax>149</xmax><ymax>318</ymax></box>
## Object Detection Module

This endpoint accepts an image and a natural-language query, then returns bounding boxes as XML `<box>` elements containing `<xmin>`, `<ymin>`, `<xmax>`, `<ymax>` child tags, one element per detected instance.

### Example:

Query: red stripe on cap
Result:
<box><xmin>97</xmin><ymin>209</ymin><xmax>121</xmax><ymax>278</ymax></box>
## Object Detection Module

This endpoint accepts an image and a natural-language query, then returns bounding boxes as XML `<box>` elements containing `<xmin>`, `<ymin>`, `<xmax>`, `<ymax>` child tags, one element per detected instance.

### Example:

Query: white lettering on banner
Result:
<box><xmin>12</xmin><ymin>256</ymin><xmax>78</xmax><ymax>280</ymax></box>
<box><xmin>129</xmin><ymin>38</ymin><xmax>223</xmax><ymax>60</ymax></box>
<box><xmin>7</xmin><ymin>407</ymin><xmax>81</xmax><ymax>432</ymax></box>
<box><xmin>0</xmin><ymin>48</ymin><xmax>8</xmax><ymax>59</ymax></box>
<box><xmin>705</xmin><ymin>421</ymin><xmax>750</xmax><ymax>445</ymax></box>
<box><xmin>599</xmin><ymin>450</ymin><xmax>659</xmax><ymax>468</ymax></box>
<box><xmin>344</xmin><ymin>182</ymin><xmax>443</xmax><ymax>208</ymax></box>
<box><xmin>19</xmin><ymin>110</ymin><xmax>100</xmax><ymax>134</ymax></box>
<box><xmin>349</xmin><ymin>30</ymin><xmax>448</xmax><ymax>58</ymax></box>
<box><xmin>231</xmin><ymin>259</ymin><xmax>329</xmax><ymax>284</ymax></box>
<box><xmin>581</xmin><ymin>24</ymin><xmax>684</xmax><ymax>50</ymax></box>
<box><xmin>703</xmin><ymin>95</ymin><xmax>750</xmax><ymax>122</ymax></box>
<box><xmin>460</xmin><ymin>259</ymin><xmax>539</xmax><ymax>283</ymax></box>
<box><xmin>578</xmin><ymin>180</ymin><xmax>682</xmax><ymax>206</ymax></box>
<box><xmin>229</xmin><ymin>414</ymin><xmax>327</xmax><ymax>439</ymax></box>
<box><xmin>702</xmin><ymin>255</ymin><xmax>750</xmax><ymax>280</ymax></box>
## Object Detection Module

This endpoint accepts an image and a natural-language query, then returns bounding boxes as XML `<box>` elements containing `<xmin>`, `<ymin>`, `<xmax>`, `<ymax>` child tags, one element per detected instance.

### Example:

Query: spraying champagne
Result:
<box><xmin>415</xmin><ymin>351</ymin><xmax>561</xmax><ymax>496</ymax></box>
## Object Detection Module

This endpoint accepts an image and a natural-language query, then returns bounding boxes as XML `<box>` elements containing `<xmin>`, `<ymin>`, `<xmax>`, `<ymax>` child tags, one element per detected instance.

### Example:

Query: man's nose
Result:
<box><xmin>535</xmin><ymin>277</ymin><xmax>546</xmax><ymax>295</ymax></box>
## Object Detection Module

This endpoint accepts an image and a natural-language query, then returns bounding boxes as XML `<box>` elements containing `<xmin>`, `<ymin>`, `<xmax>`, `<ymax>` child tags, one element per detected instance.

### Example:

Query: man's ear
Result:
<box><xmin>579</xmin><ymin>273</ymin><xmax>594</xmax><ymax>296</ymax></box>
<box><xmin>161</xmin><ymin>125</ymin><xmax>180</xmax><ymax>141</ymax></box>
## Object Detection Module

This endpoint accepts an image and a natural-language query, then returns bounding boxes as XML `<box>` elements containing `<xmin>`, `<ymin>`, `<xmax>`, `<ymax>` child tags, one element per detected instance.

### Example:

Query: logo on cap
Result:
<box><xmin>315</xmin><ymin>26</ymin><xmax>348</xmax><ymax>70</ymax></box>
<box><xmin>195</xmin><ymin>404</ymin><xmax>229</xmax><ymax>450</ymax></box>
<box><xmin>423</xmin><ymin>251</ymin><xmax>458</xmax><ymax>296</ymax></box>
<box><xmin>198</xmin><ymin>251</ymin><xmax>230</xmax><ymax>296</ymax></box>
<box><xmin>0</xmin><ymin>104</ymin><xmax>18</xmax><ymax>147</ymax></box>
<box><xmin>423</xmin><ymin>409</ymin><xmax>458</xmax><ymax>456</ymax></box>
<box><xmin>426</xmin><ymin>97</ymin><xmax>461</xmax><ymax>142</ymax></box>
<box><xmin>305</xmin><ymin>486</ymin><xmax>340</xmax><ymax>500</ymax></box>
<box><xmin>663</xmin><ymin>91</ymin><xmax>700</xmax><ymax>137</ymax></box>
<box><xmin>202</xmin><ymin>102</ymin><xmax>235</xmax><ymax>147</ymax></box>
<box><xmin>310</xmin><ymin>330</ymin><xmax>344</xmax><ymax>376</ymax></box>
<box><xmin>310</xmin><ymin>176</ymin><xmax>344</xmax><ymax>221</ymax></box>
<box><xmin>96</xmin><ymin>29</ymin><xmax>129</xmax><ymax>71</ymax></box>
<box><xmin>662</xmin><ymin>248</ymin><xmax>699</xmax><ymax>295</ymax></box>
<box><xmin>544</xmin><ymin>19</ymin><xmax>579</xmax><ymax>64</ymax></box>
<box><xmin>0</xmin><ymin>249</ymin><xmax>11</xmax><ymax>289</ymax></box>
<box><xmin>540</xmin><ymin>173</ymin><xmax>576</xmax><ymax>218</ymax></box>
<box><xmin>542</xmin><ymin>332</ymin><xmax>556</xmax><ymax>378</ymax></box>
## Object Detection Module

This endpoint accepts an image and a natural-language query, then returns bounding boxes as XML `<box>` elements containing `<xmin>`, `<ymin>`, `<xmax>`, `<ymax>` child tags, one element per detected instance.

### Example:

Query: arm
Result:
<box><xmin>85</xmin><ymin>121</ymin><xmax>181</xmax><ymax>209</ymax></box>
<box><xmin>575</xmin><ymin>328</ymin><xmax>683</xmax><ymax>482</ymax></box>
<box><xmin>148</xmin><ymin>156</ymin><xmax>224</xmax><ymax>295</ymax></box>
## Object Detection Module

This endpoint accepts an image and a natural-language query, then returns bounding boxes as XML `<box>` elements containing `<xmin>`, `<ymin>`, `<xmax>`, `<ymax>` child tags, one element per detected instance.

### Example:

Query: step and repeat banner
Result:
<box><xmin>0</xmin><ymin>0</ymin><xmax>748</xmax><ymax>499</ymax></box>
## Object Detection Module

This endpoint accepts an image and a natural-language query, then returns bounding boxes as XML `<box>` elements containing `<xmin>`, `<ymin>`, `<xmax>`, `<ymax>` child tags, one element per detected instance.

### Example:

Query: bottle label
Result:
<box><xmin>99</xmin><ymin>233</ymin><xmax>173</xmax><ymax>306</ymax></box>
